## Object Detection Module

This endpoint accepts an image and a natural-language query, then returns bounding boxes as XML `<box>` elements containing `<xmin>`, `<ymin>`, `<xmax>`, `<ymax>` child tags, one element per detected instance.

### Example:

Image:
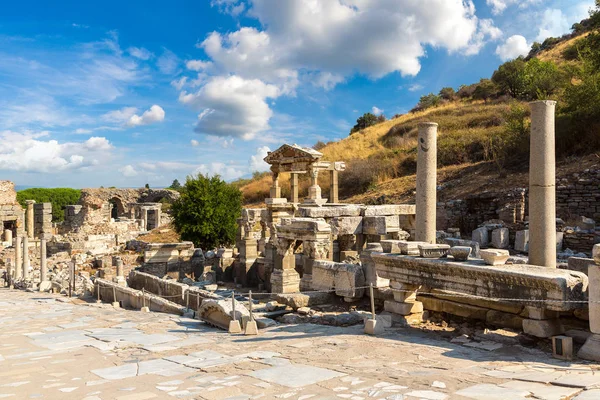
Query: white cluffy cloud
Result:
<box><xmin>127</xmin><ymin>105</ymin><xmax>166</xmax><ymax>127</ymax></box>
<box><xmin>119</xmin><ymin>164</ymin><xmax>138</xmax><ymax>177</ymax></box>
<box><xmin>0</xmin><ymin>130</ymin><xmax>112</xmax><ymax>173</ymax></box>
<box><xmin>179</xmin><ymin>75</ymin><xmax>280</xmax><ymax>139</ymax></box>
<box><xmin>495</xmin><ymin>35</ymin><xmax>530</xmax><ymax>61</ymax></box>
<box><xmin>128</xmin><ymin>47</ymin><xmax>153</xmax><ymax>60</ymax></box>
<box><xmin>371</xmin><ymin>106</ymin><xmax>384</xmax><ymax>116</ymax></box>
<box><xmin>102</xmin><ymin>105</ymin><xmax>165</xmax><ymax>128</ymax></box>
<box><xmin>486</xmin><ymin>0</ymin><xmax>540</xmax><ymax>15</ymax></box>
<box><xmin>182</xmin><ymin>0</ymin><xmax>501</xmax><ymax>140</ymax></box>
<box><xmin>249</xmin><ymin>146</ymin><xmax>270</xmax><ymax>172</ymax></box>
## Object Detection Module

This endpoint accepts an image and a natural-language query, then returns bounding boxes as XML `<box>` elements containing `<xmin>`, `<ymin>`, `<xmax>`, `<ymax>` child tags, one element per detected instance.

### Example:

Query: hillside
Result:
<box><xmin>238</xmin><ymin>13</ymin><xmax>600</xmax><ymax>206</ymax></box>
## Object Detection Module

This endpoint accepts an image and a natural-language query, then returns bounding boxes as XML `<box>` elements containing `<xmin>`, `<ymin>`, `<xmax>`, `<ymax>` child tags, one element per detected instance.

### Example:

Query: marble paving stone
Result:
<box><xmin>514</xmin><ymin>371</ymin><xmax>565</xmax><ymax>384</ymax></box>
<box><xmin>91</xmin><ymin>363</ymin><xmax>138</xmax><ymax>380</ymax></box>
<box><xmin>553</xmin><ymin>373</ymin><xmax>600</xmax><ymax>389</ymax></box>
<box><xmin>500</xmin><ymin>380</ymin><xmax>582</xmax><ymax>400</ymax></box>
<box><xmin>116</xmin><ymin>392</ymin><xmax>157</xmax><ymax>400</ymax></box>
<box><xmin>455</xmin><ymin>384</ymin><xmax>530</xmax><ymax>400</ymax></box>
<box><xmin>574</xmin><ymin>389</ymin><xmax>600</xmax><ymax>399</ymax></box>
<box><xmin>248</xmin><ymin>364</ymin><xmax>345</xmax><ymax>388</ymax></box>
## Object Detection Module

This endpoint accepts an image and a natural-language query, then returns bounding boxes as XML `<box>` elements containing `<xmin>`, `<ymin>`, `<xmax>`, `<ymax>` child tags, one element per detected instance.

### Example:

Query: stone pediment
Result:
<box><xmin>264</xmin><ymin>144</ymin><xmax>323</xmax><ymax>165</ymax></box>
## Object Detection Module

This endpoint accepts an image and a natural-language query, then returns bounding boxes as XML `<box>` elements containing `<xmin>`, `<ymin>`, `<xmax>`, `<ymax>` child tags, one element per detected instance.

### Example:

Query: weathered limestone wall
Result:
<box><xmin>140</xmin><ymin>242</ymin><xmax>195</xmax><ymax>278</ymax></box>
<box><xmin>0</xmin><ymin>181</ymin><xmax>17</xmax><ymax>204</ymax></box>
<box><xmin>0</xmin><ymin>181</ymin><xmax>25</xmax><ymax>237</ymax></box>
<box><xmin>34</xmin><ymin>203</ymin><xmax>52</xmax><ymax>238</ymax></box>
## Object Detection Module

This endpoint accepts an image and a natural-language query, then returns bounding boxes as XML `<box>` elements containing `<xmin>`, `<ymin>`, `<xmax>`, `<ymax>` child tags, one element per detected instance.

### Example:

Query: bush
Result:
<box><xmin>439</xmin><ymin>87</ymin><xmax>456</xmax><ymax>100</ymax></box>
<box><xmin>412</xmin><ymin>93</ymin><xmax>441</xmax><ymax>112</ymax></box>
<box><xmin>492</xmin><ymin>58</ymin><xmax>527</xmax><ymax>98</ymax></box>
<box><xmin>171</xmin><ymin>174</ymin><xmax>242</xmax><ymax>249</ymax></box>
<box><xmin>17</xmin><ymin>188</ymin><xmax>81</xmax><ymax>222</ymax></box>
<box><xmin>350</xmin><ymin>112</ymin><xmax>381</xmax><ymax>135</ymax></box>
<box><xmin>313</xmin><ymin>141</ymin><xmax>327</xmax><ymax>151</ymax></box>
<box><xmin>522</xmin><ymin>58</ymin><xmax>564</xmax><ymax>99</ymax></box>
<box><xmin>472</xmin><ymin>79</ymin><xmax>499</xmax><ymax>102</ymax></box>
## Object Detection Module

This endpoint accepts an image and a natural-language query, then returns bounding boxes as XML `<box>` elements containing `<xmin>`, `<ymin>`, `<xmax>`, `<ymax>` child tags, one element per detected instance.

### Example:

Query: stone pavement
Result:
<box><xmin>0</xmin><ymin>289</ymin><xmax>599</xmax><ymax>399</ymax></box>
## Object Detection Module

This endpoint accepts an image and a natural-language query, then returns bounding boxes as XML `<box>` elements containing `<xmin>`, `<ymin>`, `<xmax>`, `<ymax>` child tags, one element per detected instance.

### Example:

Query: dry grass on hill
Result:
<box><xmin>137</xmin><ymin>223</ymin><xmax>181</xmax><ymax>243</ymax></box>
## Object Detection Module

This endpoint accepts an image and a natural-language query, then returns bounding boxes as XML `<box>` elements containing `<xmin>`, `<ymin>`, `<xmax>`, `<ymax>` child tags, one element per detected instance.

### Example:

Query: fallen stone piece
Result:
<box><xmin>480</xmin><ymin>249</ymin><xmax>510</xmax><ymax>266</ymax></box>
<box><xmin>275</xmin><ymin>292</ymin><xmax>334</xmax><ymax>310</ymax></box>
<box><xmin>312</xmin><ymin>260</ymin><xmax>365</xmax><ymax>300</ymax></box>
<box><xmin>472</xmin><ymin>227</ymin><xmax>489</xmax><ymax>248</ymax></box>
<box><xmin>491</xmin><ymin>228</ymin><xmax>509</xmax><ymax>249</ymax></box>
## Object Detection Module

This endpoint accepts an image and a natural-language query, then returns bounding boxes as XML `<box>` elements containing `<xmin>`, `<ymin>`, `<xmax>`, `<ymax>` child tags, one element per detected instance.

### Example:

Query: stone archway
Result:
<box><xmin>109</xmin><ymin>197</ymin><xmax>125</xmax><ymax>219</ymax></box>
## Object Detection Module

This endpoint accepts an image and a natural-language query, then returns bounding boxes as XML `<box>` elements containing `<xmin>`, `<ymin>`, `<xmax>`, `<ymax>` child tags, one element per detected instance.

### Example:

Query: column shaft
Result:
<box><xmin>40</xmin><ymin>239</ymin><xmax>47</xmax><ymax>282</ymax></box>
<box><xmin>330</xmin><ymin>170</ymin><xmax>339</xmax><ymax>203</ymax></box>
<box><xmin>22</xmin><ymin>236</ymin><xmax>29</xmax><ymax>279</ymax></box>
<box><xmin>415</xmin><ymin>122</ymin><xmax>438</xmax><ymax>244</ymax></box>
<box><xmin>15</xmin><ymin>236</ymin><xmax>22</xmax><ymax>279</ymax></box>
<box><xmin>291</xmin><ymin>173</ymin><xmax>299</xmax><ymax>203</ymax></box>
<box><xmin>529</xmin><ymin>100</ymin><xmax>556</xmax><ymax>268</ymax></box>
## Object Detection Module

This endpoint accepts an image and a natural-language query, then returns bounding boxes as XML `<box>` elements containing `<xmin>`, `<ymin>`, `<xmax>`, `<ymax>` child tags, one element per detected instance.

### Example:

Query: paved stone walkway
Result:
<box><xmin>0</xmin><ymin>289</ymin><xmax>598</xmax><ymax>399</ymax></box>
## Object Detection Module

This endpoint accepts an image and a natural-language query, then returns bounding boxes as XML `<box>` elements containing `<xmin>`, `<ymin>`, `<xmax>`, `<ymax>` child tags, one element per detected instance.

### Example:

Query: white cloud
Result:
<box><xmin>0</xmin><ymin>130</ymin><xmax>111</xmax><ymax>173</ymax></box>
<box><xmin>211</xmin><ymin>0</ymin><xmax>246</xmax><ymax>16</ymax></box>
<box><xmin>128</xmin><ymin>47</ymin><xmax>153</xmax><ymax>60</ymax></box>
<box><xmin>495</xmin><ymin>35</ymin><xmax>530</xmax><ymax>61</ymax></box>
<box><xmin>171</xmin><ymin>77</ymin><xmax>188</xmax><ymax>90</ymax></box>
<box><xmin>119</xmin><ymin>164</ymin><xmax>138</xmax><ymax>177</ymax></box>
<box><xmin>190</xmin><ymin>139</ymin><xmax>200</xmax><ymax>147</ymax></box>
<box><xmin>179</xmin><ymin>75</ymin><xmax>280</xmax><ymax>139</ymax></box>
<box><xmin>371</xmin><ymin>106</ymin><xmax>383</xmax><ymax>116</ymax></box>
<box><xmin>186</xmin><ymin>60</ymin><xmax>212</xmax><ymax>71</ymax></box>
<box><xmin>486</xmin><ymin>0</ymin><xmax>540</xmax><ymax>15</ymax></box>
<box><xmin>127</xmin><ymin>105</ymin><xmax>165</xmax><ymax>127</ymax></box>
<box><xmin>74</xmin><ymin>128</ymin><xmax>92</xmax><ymax>134</ymax></box>
<box><xmin>102</xmin><ymin>107</ymin><xmax>138</xmax><ymax>124</ymax></box>
<box><xmin>464</xmin><ymin>18</ymin><xmax>503</xmax><ymax>55</ymax></box>
<box><xmin>195</xmin><ymin>162</ymin><xmax>246</xmax><ymax>181</ymax></box>
<box><xmin>535</xmin><ymin>3</ymin><xmax>594</xmax><ymax>42</ymax></box>
<box><xmin>408</xmin><ymin>83</ymin><xmax>424</xmax><ymax>92</ymax></box>
<box><xmin>249</xmin><ymin>146</ymin><xmax>271</xmax><ymax>172</ymax></box>
<box><xmin>157</xmin><ymin>48</ymin><xmax>179</xmax><ymax>74</ymax></box>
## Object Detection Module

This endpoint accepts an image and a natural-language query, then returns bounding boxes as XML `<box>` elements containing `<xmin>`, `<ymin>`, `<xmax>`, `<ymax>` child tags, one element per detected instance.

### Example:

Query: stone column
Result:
<box><xmin>415</xmin><ymin>122</ymin><xmax>438</xmax><ymax>244</ymax></box>
<box><xmin>25</xmin><ymin>200</ymin><xmax>35</xmax><ymax>239</ymax></box>
<box><xmin>270</xmin><ymin>171</ymin><xmax>281</xmax><ymax>199</ymax></box>
<box><xmin>270</xmin><ymin>238</ymin><xmax>299</xmax><ymax>293</ymax></box>
<box><xmin>3</xmin><ymin>229</ymin><xmax>12</xmax><ymax>244</ymax></box>
<box><xmin>304</xmin><ymin>165</ymin><xmax>327</xmax><ymax>205</ymax></box>
<box><xmin>142</xmin><ymin>208</ymin><xmax>148</xmax><ymax>231</ymax></box>
<box><xmin>113</xmin><ymin>256</ymin><xmax>126</xmax><ymax>286</ymax></box>
<box><xmin>40</xmin><ymin>238</ymin><xmax>47</xmax><ymax>283</ymax></box>
<box><xmin>290</xmin><ymin>173</ymin><xmax>299</xmax><ymax>204</ymax></box>
<box><xmin>529</xmin><ymin>100</ymin><xmax>556</xmax><ymax>268</ymax></box>
<box><xmin>302</xmin><ymin>239</ymin><xmax>330</xmax><ymax>291</ymax></box>
<box><xmin>330</xmin><ymin>169</ymin><xmax>339</xmax><ymax>203</ymax></box>
<box><xmin>14</xmin><ymin>236</ymin><xmax>22</xmax><ymax>280</ymax></box>
<box><xmin>579</xmin><ymin>244</ymin><xmax>600</xmax><ymax>360</ymax></box>
<box><xmin>22</xmin><ymin>235</ymin><xmax>29</xmax><ymax>279</ymax></box>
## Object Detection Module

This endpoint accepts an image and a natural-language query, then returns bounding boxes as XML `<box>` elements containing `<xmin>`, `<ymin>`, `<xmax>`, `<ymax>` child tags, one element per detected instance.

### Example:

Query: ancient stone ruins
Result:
<box><xmin>2</xmin><ymin>100</ymin><xmax>600</xmax><ymax>374</ymax></box>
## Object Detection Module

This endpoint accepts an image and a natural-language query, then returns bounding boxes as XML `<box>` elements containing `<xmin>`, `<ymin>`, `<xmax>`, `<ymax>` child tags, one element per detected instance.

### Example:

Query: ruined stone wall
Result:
<box><xmin>556</xmin><ymin>169</ymin><xmax>600</xmax><ymax>221</ymax></box>
<box><xmin>0</xmin><ymin>181</ymin><xmax>25</xmax><ymax>236</ymax></box>
<box><xmin>34</xmin><ymin>203</ymin><xmax>52</xmax><ymax>238</ymax></box>
<box><xmin>0</xmin><ymin>181</ymin><xmax>17</xmax><ymax>204</ymax></box>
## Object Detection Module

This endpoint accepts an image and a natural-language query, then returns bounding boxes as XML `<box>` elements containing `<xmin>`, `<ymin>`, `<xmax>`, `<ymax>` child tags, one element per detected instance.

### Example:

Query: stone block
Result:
<box><xmin>330</xmin><ymin>216</ymin><xmax>363</xmax><ymax>236</ymax></box>
<box><xmin>244</xmin><ymin>320</ymin><xmax>258</xmax><ymax>335</ymax></box>
<box><xmin>297</xmin><ymin>205</ymin><xmax>362</xmax><ymax>218</ymax></box>
<box><xmin>486</xmin><ymin>310</ymin><xmax>523</xmax><ymax>330</ymax></box>
<box><xmin>515</xmin><ymin>230</ymin><xmax>529</xmax><ymax>253</ymax></box>
<box><xmin>364</xmin><ymin>318</ymin><xmax>384</xmax><ymax>335</ymax></box>
<box><xmin>522</xmin><ymin>319</ymin><xmax>564</xmax><ymax>338</ymax></box>
<box><xmin>565</xmin><ymin>257</ymin><xmax>594</xmax><ymax>275</ymax></box>
<box><xmin>578</xmin><ymin>333</ymin><xmax>600</xmax><ymax>362</ymax></box>
<box><xmin>593</xmin><ymin>243</ymin><xmax>600</xmax><ymax>265</ymax></box>
<box><xmin>361</xmin><ymin>204</ymin><xmax>416</xmax><ymax>216</ymax></box>
<box><xmin>275</xmin><ymin>292</ymin><xmax>333</xmax><ymax>309</ymax></box>
<box><xmin>228</xmin><ymin>320</ymin><xmax>242</xmax><ymax>334</ymax></box>
<box><xmin>491</xmin><ymin>228</ymin><xmax>509</xmax><ymax>249</ymax></box>
<box><xmin>384</xmin><ymin>300</ymin><xmax>423</xmax><ymax>315</ymax></box>
<box><xmin>556</xmin><ymin>231</ymin><xmax>564</xmax><ymax>252</ymax></box>
<box><xmin>442</xmin><ymin>238</ymin><xmax>480</xmax><ymax>258</ymax></box>
<box><xmin>362</xmin><ymin>216</ymin><xmax>400</xmax><ymax>235</ymax></box>
<box><xmin>418</xmin><ymin>296</ymin><xmax>487</xmax><ymax>321</ymax></box>
<box><xmin>472</xmin><ymin>227</ymin><xmax>489</xmax><ymax>248</ymax></box>
<box><xmin>551</xmin><ymin>335</ymin><xmax>573</xmax><ymax>360</ymax></box>
<box><xmin>312</xmin><ymin>260</ymin><xmax>365</xmax><ymax>299</ymax></box>
<box><xmin>577</xmin><ymin>216</ymin><xmax>596</xmax><ymax>231</ymax></box>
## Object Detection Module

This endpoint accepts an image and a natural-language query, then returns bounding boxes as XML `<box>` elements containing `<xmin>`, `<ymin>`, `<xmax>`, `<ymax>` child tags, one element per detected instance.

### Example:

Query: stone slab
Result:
<box><xmin>454</xmin><ymin>383</ymin><xmax>530</xmax><ymax>400</ymax></box>
<box><xmin>248</xmin><ymin>364</ymin><xmax>345</xmax><ymax>388</ymax></box>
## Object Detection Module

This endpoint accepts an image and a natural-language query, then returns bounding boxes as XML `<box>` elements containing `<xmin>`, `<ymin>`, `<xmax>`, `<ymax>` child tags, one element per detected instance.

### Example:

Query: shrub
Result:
<box><xmin>472</xmin><ymin>79</ymin><xmax>499</xmax><ymax>102</ymax></box>
<box><xmin>17</xmin><ymin>188</ymin><xmax>81</xmax><ymax>222</ymax></box>
<box><xmin>439</xmin><ymin>87</ymin><xmax>456</xmax><ymax>100</ymax></box>
<box><xmin>171</xmin><ymin>174</ymin><xmax>242</xmax><ymax>249</ymax></box>
<box><xmin>350</xmin><ymin>112</ymin><xmax>380</xmax><ymax>135</ymax></box>
<box><xmin>492</xmin><ymin>58</ymin><xmax>527</xmax><ymax>98</ymax></box>
<box><xmin>522</xmin><ymin>58</ymin><xmax>564</xmax><ymax>100</ymax></box>
<box><xmin>313</xmin><ymin>141</ymin><xmax>327</xmax><ymax>151</ymax></box>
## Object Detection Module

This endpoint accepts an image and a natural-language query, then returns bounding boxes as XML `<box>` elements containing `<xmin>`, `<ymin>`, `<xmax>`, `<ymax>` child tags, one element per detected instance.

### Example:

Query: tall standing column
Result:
<box><xmin>22</xmin><ymin>236</ymin><xmax>29</xmax><ymax>279</ymax></box>
<box><xmin>40</xmin><ymin>238</ymin><xmax>47</xmax><ymax>283</ymax></box>
<box><xmin>415</xmin><ymin>122</ymin><xmax>438</xmax><ymax>244</ymax></box>
<box><xmin>270</xmin><ymin>171</ymin><xmax>281</xmax><ymax>199</ymax></box>
<box><xmin>14</xmin><ymin>236</ymin><xmax>22</xmax><ymax>280</ymax></box>
<box><xmin>290</xmin><ymin>173</ymin><xmax>299</xmax><ymax>203</ymax></box>
<box><xmin>25</xmin><ymin>200</ymin><xmax>35</xmax><ymax>239</ymax></box>
<box><xmin>330</xmin><ymin>170</ymin><xmax>339</xmax><ymax>204</ymax></box>
<box><xmin>529</xmin><ymin>100</ymin><xmax>556</xmax><ymax>268</ymax></box>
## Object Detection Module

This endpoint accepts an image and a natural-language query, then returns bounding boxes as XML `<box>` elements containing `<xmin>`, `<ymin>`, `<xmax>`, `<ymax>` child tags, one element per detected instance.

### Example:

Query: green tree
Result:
<box><xmin>418</xmin><ymin>93</ymin><xmax>441</xmax><ymax>109</ymax></box>
<box><xmin>16</xmin><ymin>188</ymin><xmax>81</xmax><ymax>222</ymax></box>
<box><xmin>438</xmin><ymin>87</ymin><xmax>456</xmax><ymax>100</ymax></box>
<box><xmin>472</xmin><ymin>79</ymin><xmax>499</xmax><ymax>102</ymax></box>
<box><xmin>350</xmin><ymin>112</ymin><xmax>380</xmax><ymax>134</ymax></box>
<box><xmin>491</xmin><ymin>58</ymin><xmax>527</xmax><ymax>98</ymax></box>
<box><xmin>522</xmin><ymin>58</ymin><xmax>563</xmax><ymax>100</ymax></box>
<box><xmin>171</xmin><ymin>174</ymin><xmax>242</xmax><ymax>249</ymax></box>
<box><xmin>168</xmin><ymin>179</ymin><xmax>182</xmax><ymax>191</ymax></box>
<box><xmin>144</xmin><ymin>183</ymin><xmax>150</xmax><ymax>189</ymax></box>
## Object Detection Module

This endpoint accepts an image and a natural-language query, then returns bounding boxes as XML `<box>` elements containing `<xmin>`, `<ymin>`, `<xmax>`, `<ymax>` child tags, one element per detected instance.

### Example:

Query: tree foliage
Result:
<box><xmin>171</xmin><ymin>174</ymin><xmax>242</xmax><ymax>249</ymax></box>
<box><xmin>168</xmin><ymin>179</ymin><xmax>182</xmax><ymax>191</ymax></box>
<box><xmin>472</xmin><ymin>79</ymin><xmax>499</xmax><ymax>102</ymax></box>
<box><xmin>438</xmin><ymin>87</ymin><xmax>456</xmax><ymax>100</ymax></box>
<box><xmin>16</xmin><ymin>188</ymin><xmax>81</xmax><ymax>222</ymax></box>
<box><xmin>492</xmin><ymin>58</ymin><xmax>528</xmax><ymax>98</ymax></box>
<box><xmin>350</xmin><ymin>112</ymin><xmax>385</xmax><ymax>134</ymax></box>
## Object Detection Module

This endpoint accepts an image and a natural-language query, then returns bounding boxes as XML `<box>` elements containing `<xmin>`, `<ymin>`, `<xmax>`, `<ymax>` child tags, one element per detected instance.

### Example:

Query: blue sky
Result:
<box><xmin>0</xmin><ymin>0</ymin><xmax>593</xmax><ymax>188</ymax></box>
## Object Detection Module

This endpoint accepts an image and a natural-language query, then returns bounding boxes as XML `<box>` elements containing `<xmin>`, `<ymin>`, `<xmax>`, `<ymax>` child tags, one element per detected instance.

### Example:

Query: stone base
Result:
<box><xmin>140</xmin><ymin>306</ymin><xmax>150</xmax><ymax>313</ymax></box>
<box><xmin>578</xmin><ymin>333</ymin><xmax>600</xmax><ymax>361</ymax></box>
<box><xmin>265</xmin><ymin>198</ymin><xmax>287</xmax><ymax>205</ymax></box>
<box><xmin>299</xmin><ymin>274</ymin><xmax>312</xmax><ymax>291</ymax></box>
<box><xmin>38</xmin><ymin>281</ymin><xmax>52</xmax><ymax>292</ymax></box>
<box><xmin>364</xmin><ymin>319</ymin><xmax>384</xmax><ymax>335</ymax></box>
<box><xmin>384</xmin><ymin>300</ymin><xmax>423</xmax><ymax>315</ymax></box>
<box><xmin>111</xmin><ymin>301</ymin><xmax>120</xmax><ymax>308</ymax></box>
<box><xmin>302</xmin><ymin>198</ymin><xmax>328</xmax><ymax>206</ymax></box>
<box><xmin>228</xmin><ymin>320</ymin><xmax>242</xmax><ymax>334</ymax></box>
<box><xmin>244</xmin><ymin>320</ymin><xmax>259</xmax><ymax>335</ymax></box>
<box><xmin>270</xmin><ymin>269</ymin><xmax>300</xmax><ymax>294</ymax></box>
<box><xmin>113</xmin><ymin>277</ymin><xmax>126</xmax><ymax>287</ymax></box>
<box><xmin>522</xmin><ymin>318</ymin><xmax>564</xmax><ymax>338</ymax></box>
